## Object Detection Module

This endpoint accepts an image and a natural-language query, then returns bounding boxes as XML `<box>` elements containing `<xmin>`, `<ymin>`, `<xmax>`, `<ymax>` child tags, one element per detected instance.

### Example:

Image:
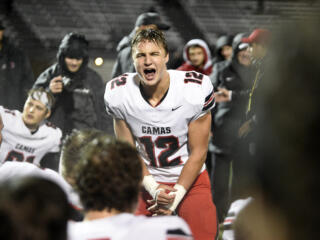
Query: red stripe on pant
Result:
<box><xmin>135</xmin><ymin>170</ymin><xmax>218</xmax><ymax>240</ymax></box>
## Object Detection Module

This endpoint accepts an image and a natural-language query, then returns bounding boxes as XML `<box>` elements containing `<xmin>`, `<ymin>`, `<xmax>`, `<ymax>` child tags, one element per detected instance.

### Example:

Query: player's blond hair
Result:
<box><xmin>131</xmin><ymin>28</ymin><xmax>169</xmax><ymax>55</ymax></box>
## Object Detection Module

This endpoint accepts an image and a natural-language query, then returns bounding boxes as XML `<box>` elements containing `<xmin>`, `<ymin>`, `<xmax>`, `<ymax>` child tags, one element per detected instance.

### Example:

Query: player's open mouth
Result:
<box><xmin>144</xmin><ymin>68</ymin><xmax>156</xmax><ymax>80</ymax></box>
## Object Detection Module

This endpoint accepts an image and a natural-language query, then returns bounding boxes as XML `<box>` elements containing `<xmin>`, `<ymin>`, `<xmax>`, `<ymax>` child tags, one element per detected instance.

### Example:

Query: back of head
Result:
<box><xmin>57</xmin><ymin>32</ymin><xmax>89</xmax><ymax>73</ymax></box>
<box><xmin>74</xmin><ymin>134</ymin><xmax>142</xmax><ymax>213</ymax></box>
<box><xmin>0</xmin><ymin>176</ymin><xmax>70</xmax><ymax>240</ymax></box>
<box><xmin>60</xmin><ymin>128</ymin><xmax>105</xmax><ymax>182</ymax></box>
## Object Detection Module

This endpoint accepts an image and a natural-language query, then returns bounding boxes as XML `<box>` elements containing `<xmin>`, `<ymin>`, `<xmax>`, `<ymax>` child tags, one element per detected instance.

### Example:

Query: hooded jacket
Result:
<box><xmin>212</xmin><ymin>35</ymin><xmax>234</xmax><ymax>66</ymax></box>
<box><xmin>177</xmin><ymin>39</ymin><xmax>213</xmax><ymax>75</ymax></box>
<box><xmin>33</xmin><ymin>33</ymin><xmax>111</xmax><ymax>135</ymax></box>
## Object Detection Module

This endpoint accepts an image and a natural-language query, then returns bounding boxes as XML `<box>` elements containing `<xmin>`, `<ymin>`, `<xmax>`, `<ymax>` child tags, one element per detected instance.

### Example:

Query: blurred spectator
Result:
<box><xmin>0</xmin><ymin>88</ymin><xmax>62</xmax><ymax>171</ymax></box>
<box><xmin>68</xmin><ymin>132</ymin><xmax>193</xmax><ymax>240</ymax></box>
<box><xmin>177</xmin><ymin>38</ymin><xmax>213</xmax><ymax>75</ymax></box>
<box><xmin>212</xmin><ymin>29</ymin><xmax>271</xmax><ymax>201</ymax></box>
<box><xmin>0</xmin><ymin>20</ymin><xmax>34</xmax><ymax>110</ymax></box>
<box><xmin>232</xmin><ymin>28</ymin><xmax>271</xmax><ymax>201</ymax></box>
<box><xmin>111</xmin><ymin>12</ymin><xmax>170</xmax><ymax>78</ymax></box>
<box><xmin>212</xmin><ymin>34</ymin><xmax>233</xmax><ymax>66</ymax></box>
<box><xmin>232</xmin><ymin>18</ymin><xmax>320</xmax><ymax>240</ymax></box>
<box><xmin>209</xmin><ymin>33</ymin><xmax>254</xmax><ymax>222</ymax></box>
<box><xmin>0</xmin><ymin>176</ymin><xmax>71</xmax><ymax>240</ymax></box>
<box><xmin>33</xmin><ymin>32</ymin><xmax>111</xmax><ymax>136</ymax></box>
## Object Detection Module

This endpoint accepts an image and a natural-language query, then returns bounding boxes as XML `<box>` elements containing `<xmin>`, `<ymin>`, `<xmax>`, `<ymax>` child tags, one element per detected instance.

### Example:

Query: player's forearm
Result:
<box><xmin>177</xmin><ymin>149</ymin><xmax>207</xmax><ymax>191</ymax></box>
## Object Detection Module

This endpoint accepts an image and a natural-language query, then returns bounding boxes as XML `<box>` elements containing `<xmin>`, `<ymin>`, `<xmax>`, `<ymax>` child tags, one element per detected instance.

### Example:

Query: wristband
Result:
<box><xmin>168</xmin><ymin>184</ymin><xmax>187</xmax><ymax>212</ymax></box>
<box><xmin>142</xmin><ymin>175</ymin><xmax>160</xmax><ymax>199</ymax></box>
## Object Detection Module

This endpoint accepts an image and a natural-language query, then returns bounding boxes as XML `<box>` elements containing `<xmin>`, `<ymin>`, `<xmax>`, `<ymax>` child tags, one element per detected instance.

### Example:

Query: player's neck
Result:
<box><xmin>23</xmin><ymin>121</ymin><xmax>39</xmax><ymax>133</ymax></box>
<box><xmin>84</xmin><ymin>209</ymin><xmax>123</xmax><ymax>221</ymax></box>
<box><xmin>141</xmin><ymin>72</ymin><xmax>170</xmax><ymax>107</ymax></box>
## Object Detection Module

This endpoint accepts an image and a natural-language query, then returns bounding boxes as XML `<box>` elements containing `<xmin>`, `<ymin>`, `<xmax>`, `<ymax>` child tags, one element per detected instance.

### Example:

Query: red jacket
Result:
<box><xmin>177</xmin><ymin>39</ymin><xmax>213</xmax><ymax>75</ymax></box>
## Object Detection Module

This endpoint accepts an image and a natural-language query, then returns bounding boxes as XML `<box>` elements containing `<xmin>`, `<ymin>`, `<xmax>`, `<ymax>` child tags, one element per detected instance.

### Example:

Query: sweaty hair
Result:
<box><xmin>0</xmin><ymin>177</ymin><xmax>70</xmax><ymax>240</ymax></box>
<box><xmin>28</xmin><ymin>88</ymin><xmax>55</xmax><ymax>111</ymax></box>
<box><xmin>60</xmin><ymin>128</ymin><xmax>105</xmax><ymax>182</ymax></box>
<box><xmin>131</xmin><ymin>28</ymin><xmax>169</xmax><ymax>55</ymax></box>
<box><xmin>74</xmin><ymin>134</ymin><xmax>142</xmax><ymax>213</ymax></box>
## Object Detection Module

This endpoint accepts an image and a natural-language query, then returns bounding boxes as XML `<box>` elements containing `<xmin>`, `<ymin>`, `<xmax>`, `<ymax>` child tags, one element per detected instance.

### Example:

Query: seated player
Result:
<box><xmin>68</xmin><ymin>131</ymin><xmax>193</xmax><ymax>240</ymax></box>
<box><xmin>0</xmin><ymin>88</ymin><xmax>62</xmax><ymax>170</ymax></box>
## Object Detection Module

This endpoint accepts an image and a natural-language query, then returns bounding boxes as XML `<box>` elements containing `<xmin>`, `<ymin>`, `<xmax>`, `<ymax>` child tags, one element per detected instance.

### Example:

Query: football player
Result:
<box><xmin>0</xmin><ymin>88</ymin><xmax>62</xmax><ymax>170</ymax></box>
<box><xmin>104</xmin><ymin>29</ymin><xmax>217</xmax><ymax>240</ymax></box>
<box><xmin>68</xmin><ymin>132</ymin><xmax>193</xmax><ymax>240</ymax></box>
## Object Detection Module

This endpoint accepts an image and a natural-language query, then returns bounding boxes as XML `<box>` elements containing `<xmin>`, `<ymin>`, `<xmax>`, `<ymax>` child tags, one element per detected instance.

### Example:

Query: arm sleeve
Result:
<box><xmin>193</xmin><ymin>75</ymin><xmax>215</xmax><ymax>121</ymax></box>
<box><xmin>104</xmin><ymin>83</ymin><xmax>125</xmax><ymax>120</ymax></box>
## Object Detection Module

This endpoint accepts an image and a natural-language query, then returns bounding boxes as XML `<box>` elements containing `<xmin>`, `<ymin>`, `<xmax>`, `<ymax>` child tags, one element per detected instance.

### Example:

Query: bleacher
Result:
<box><xmin>182</xmin><ymin>0</ymin><xmax>320</xmax><ymax>45</ymax></box>
<box><xmin>12</xmin><ymin>0</ymin><xmax>183</xmax><ymax>53</ymax></box>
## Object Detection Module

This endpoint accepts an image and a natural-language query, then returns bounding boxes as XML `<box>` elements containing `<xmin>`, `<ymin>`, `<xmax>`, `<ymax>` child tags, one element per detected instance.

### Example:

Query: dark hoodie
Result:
<box><xmin>177</xmin><ymin>39</ymin><xmax>213</xmax><ymax>75</ymax></box>
<box><xmin>111</xmin><ymin>30</ymin><xmax>136</xmax><ymax>79</ymax></box>
<box><xmin>33</xmin><ymin>33</ymin><xmax>111</xmax><ymax>135</ymax></box>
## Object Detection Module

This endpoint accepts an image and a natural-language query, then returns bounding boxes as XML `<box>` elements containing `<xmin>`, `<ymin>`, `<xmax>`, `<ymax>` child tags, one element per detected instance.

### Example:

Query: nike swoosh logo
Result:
<box><xmin>172</xmin><ymin>105</ymin><xmax>182</xmax><ymax>111</ymax></box>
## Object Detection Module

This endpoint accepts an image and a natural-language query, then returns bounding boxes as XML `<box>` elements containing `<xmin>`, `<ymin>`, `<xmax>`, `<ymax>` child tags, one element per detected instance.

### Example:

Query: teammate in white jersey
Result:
<box><xmin>0</xmin><ymin>161</ymin><xmax>81</xmax><ymax>210</ymax></box>
<box><xmin>68</xmin><ymin>131</ymin><xmax>193</xmax><ymax>240</ymax></box>
<box><xmin>0</xmin><ymin>88</ymin><xmax>62</xmax><ymax>170</ymax></box>
<box><xmin>104</xmin><ymin>29</ymin><xmax>217</xmax><ymax>240</ymax></box>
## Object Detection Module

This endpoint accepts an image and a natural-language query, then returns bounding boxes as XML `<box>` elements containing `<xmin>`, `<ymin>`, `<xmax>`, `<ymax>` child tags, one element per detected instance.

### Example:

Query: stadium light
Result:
<box><xmin>94</xmin><ymin>57</ymin><xmax>104</xmax><ymax>66</ymax></box>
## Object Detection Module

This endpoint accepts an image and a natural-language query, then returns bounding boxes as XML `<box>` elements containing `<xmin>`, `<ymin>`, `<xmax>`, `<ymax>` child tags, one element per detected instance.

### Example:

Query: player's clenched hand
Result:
<box><xmin>152</xmin><ymin>206</ymin><xmax>174</xmax><ymax>216</ymax></box>
<box><xmin>155</xmin><ymin>184</ymin><xmax>176</xmax><ymax>205</ymax></box>
<box><xmin>49</xmin><ymin>76</ymin><xmax>63</xmax><ymax>94</ymax></box>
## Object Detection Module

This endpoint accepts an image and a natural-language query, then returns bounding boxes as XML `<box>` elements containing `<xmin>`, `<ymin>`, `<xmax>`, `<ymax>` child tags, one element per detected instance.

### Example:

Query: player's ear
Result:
<box><xmin>165</xmin><ymin>52</ymin><xmax>169</xmax><ymax>64</ymax></box>
<box><xmin>45</xmin><ymin>109</ymin><xmax>51</xmax><ymax>119</ymax></box>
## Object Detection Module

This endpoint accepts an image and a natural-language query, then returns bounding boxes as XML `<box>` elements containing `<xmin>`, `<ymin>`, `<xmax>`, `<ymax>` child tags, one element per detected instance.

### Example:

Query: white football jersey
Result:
<box><xmin>0</xmin><ymin>161</ymin><xmax>81</xmax><ymax>208</ymax></box>
<box><xmin>0</xmin><ymin>106</ymin><xmax>62</xmax><ymax>165</ymax></box>
<box><xmin>68</xmin><ymin>213</ymin><xmax>193</xmax><ymax>240</ymax></box>
<box><xmin>222</xmin><ymin>197</ymin><xmax>253</xmax><ymax>240</ymax></box>
<box><xmin>104</xmin><ymin>70</ymin><xmax>215</xmax><ymax>182</ymax></box>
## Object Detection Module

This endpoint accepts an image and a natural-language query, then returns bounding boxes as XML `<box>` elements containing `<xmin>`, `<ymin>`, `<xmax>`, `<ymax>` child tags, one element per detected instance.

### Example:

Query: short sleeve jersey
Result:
<box><xmin>0</xmin><ymin>106</ymin><xmax>62</xmax><ymax>165</ymax></box>
<box><xmin>104</xmin><ymin>70</ymin><xmax>215</xmax><ymax>182</ymax></box>
<box><xmin>68</xmin><ymin>213</ymin><xmax>193</xmax><ymax>240</ymax></box>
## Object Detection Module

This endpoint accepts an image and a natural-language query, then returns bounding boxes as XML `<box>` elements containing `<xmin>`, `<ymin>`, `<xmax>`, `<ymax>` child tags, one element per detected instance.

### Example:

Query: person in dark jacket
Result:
<box><xmin>33</xmin><ymin>32</ymin><xmax>111</xmax><ymax>136</ymax></box>
<box><xmin>209</xmin><ymin>33</ymin><xmax>255</xmax><ymax>222</ymax></box>
<box><xmin>0</xmin><ymin>21</ymin><xmax>34</xmax><ymax>110</ymax></box>
<box><xmin>111</xmin><ymin>12</ymin><xmax>170</xmax><ymax>79</ymax></box>
<box><xmin>177</xmin><ymin>38</ymin><xmax>213</xmax><ymax>75</ymax></box>
<box><xmin>214</xmin><ymin>29</ymin><xmax>271</xmax><ymax>205</ymax></box>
